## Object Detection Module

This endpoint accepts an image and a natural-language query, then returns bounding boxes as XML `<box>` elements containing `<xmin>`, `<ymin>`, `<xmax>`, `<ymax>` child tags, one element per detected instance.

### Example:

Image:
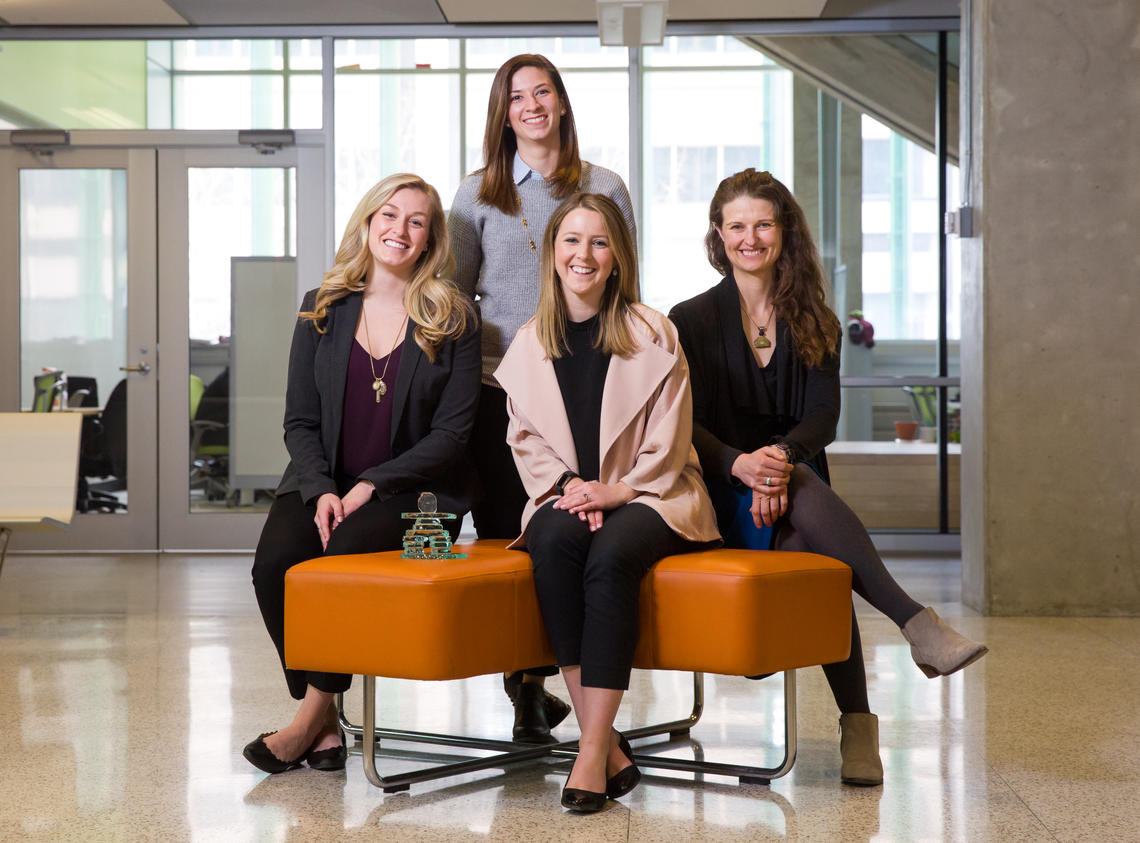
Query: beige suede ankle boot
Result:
<box><xmin>901</xmin><ymin>607</ymin><xmax>989</xmax><ymax>678</ymax></box>
<box><xmin>839</xmin><ymin>712</ymin><xmax>883</xmax><ymax>786</ymax></box>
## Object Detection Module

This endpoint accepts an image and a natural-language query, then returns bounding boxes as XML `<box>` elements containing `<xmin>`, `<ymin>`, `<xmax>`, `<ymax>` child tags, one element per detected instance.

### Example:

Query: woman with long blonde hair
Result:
<box><xmin>448</xmin><ymin>52</ymin><xmax>637</xmax><ymax>743</ymax></box>
<box><xmin>496</xmin><ymin>193</ymin><xmax>719</xmax><ymax>812</ymax></box>
<box><xmin>243</xmin><ymin>173</ymin><xmax>479</xmax><ymax>775</ymax></box>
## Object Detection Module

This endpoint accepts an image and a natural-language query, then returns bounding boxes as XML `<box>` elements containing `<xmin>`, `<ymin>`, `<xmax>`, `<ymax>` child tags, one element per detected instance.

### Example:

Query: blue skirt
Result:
<box><xmin>707</xmin><ymin>461</ymin><xmax>825</xmax><ymax>551</ymax></box>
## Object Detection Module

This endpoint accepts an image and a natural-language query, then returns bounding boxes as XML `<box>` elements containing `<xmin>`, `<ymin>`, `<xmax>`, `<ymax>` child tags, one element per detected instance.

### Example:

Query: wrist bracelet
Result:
<box><xmin>556</xmin><ymin>470</ymin><xmax>579</xmax><ymax>495</ymax></box>
<box><xmin>774</xmin><ymin>442</ymin><xmax>795</xmax><ymax>465</ymax></box>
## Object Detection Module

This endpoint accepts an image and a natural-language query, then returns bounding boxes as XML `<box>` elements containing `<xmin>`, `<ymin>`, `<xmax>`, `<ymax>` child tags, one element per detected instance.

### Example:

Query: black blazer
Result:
<box><xmin>275</xmin><ymin>288</ymin><xmax>481</xmax><ymax>514</ymax></box>
<box><xmin>668</xmin><ymin>274</ymin><xmax>841</xmax><ymax>485</ymax></box>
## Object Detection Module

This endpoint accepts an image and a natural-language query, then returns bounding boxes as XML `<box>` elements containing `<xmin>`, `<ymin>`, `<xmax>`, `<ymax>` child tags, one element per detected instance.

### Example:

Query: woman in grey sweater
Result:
<box><xmin>448</xmin><ymin>53</ymin><xmax>635</xmax><ymax>743</ymax></box>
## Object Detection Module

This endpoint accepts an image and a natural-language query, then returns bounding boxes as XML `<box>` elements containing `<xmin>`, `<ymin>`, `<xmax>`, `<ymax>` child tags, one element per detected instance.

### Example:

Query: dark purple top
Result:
<box><xmin>338</xmin><ymin>334</ymin><xmax>403</xmax><ymax>481</ymax></box>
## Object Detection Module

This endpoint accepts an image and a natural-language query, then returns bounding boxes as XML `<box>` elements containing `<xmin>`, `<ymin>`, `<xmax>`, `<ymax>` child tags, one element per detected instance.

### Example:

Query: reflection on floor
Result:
<box><xmin>1</xmin><ymin>552</ymin><xmax>1137</xmax><ymax>841</ymax></box>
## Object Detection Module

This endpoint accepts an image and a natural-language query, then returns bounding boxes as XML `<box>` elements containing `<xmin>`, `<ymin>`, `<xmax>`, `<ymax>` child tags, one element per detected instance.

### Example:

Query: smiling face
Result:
<box><xmin>367</xmin><ymin>187</ymin><xmax>431</xmax><ymax>279</ymax></box>
<box><xmin>506</xmin><ymin>65</ymin><xmax>564</xmax><ymax>148</ymax></box>
<box><xmin>554</xmin><ymin>207</ymin><xmax>614</xmax><ymax>318</ymax></box>
<box><xmin>716</xmin><ymin>196</ymin><xmax>783</xmax><ymax>281</ymax></box>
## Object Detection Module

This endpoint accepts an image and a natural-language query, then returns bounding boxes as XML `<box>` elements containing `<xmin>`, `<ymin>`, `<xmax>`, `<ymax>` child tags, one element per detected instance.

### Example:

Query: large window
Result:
<box><xmin>333</xmin><ymin>37</ymin><xmax>628</xmax><ymax>239</ymax></box>
<box><xmin>640</xmin><ymin>37</ymin><xmax>792</xmax><ymax>313</ymax></box>
<box><xmin>2</xmin><ymin>29</ymin><xmax>962</xmax><ymax>532</ymax></box>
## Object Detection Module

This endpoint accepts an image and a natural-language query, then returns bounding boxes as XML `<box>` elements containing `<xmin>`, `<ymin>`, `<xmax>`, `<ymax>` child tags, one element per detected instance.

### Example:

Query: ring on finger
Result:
<box><xmin>765</xmin><ymin>476</ymin><xmax>772</xmax><ymax>486</ymax></box>
<box><xmin>584</xmin><ymin>492</ymin><xmax>591</xmax><ymax>502</ymax></box>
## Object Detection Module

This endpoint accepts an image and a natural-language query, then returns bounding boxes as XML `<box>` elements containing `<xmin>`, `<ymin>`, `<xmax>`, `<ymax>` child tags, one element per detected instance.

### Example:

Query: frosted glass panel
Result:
<box><xmin>187</xmin><ymin>167</ymin><xmax>295</xmax><ymax>512</ymax></box>
<box><xmin>19</xmin><ymin>168</ymin><xmax>129</xmax><ymax>513</ymax></box>
<box><xmin>19</xmin><ymin>169</ymin><xmax>128</xmax><ymax>411</ymax></box>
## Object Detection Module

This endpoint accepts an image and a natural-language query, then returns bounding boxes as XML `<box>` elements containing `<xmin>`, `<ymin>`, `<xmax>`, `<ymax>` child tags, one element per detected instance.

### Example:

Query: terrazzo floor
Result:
<box><xmin>1</xmin><ymin>551</ymin><xmax>1137</xmax><ymax>842</ymax></box>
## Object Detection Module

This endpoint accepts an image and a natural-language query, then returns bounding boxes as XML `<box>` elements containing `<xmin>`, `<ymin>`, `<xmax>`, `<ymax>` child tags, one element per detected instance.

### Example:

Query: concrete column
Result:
<box><xmin>960</xmin><ymin>0</ymin><xmax>1140</xmax><ymax>614</ymax></box>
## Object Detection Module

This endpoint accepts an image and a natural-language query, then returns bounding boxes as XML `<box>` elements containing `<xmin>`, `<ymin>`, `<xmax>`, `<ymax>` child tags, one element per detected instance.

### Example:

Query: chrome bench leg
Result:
<box><xmin>356</xmin><ymin>676</ymin><xmax>562</xmax><ymax>793</ymax></box>
<box><xmin>340</xmin><ymin>670</ymin><xmax>796</xmax><ymax>791</ymax></box>
<box><xmin>629</xmin><ymin>670</ymin><xmax>797</xmax><ymax>786</ymax></box>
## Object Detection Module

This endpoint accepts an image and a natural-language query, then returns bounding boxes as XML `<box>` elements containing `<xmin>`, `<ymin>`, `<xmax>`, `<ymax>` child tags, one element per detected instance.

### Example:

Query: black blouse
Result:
<box><xmin>669</xmin><ymin>273</ymin><xmax>841</xmax><ymax>485</ymax></box>
<box><xmin>552</xmin><ymin>315</ymin><xmax>611</xmax><ymax>481</ymax></box>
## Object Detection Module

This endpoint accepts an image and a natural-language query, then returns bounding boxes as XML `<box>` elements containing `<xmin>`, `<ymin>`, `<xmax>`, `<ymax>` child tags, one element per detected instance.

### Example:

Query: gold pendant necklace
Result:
<box><xmin>516</xmin><ymin>192</ymin><xmax>537</xmax><ymax>253</ymax></box>
<box><xmin>740</xmin><ymin>296</ymin><xmax>775</xmax><ymax>350</ymax></box>
<box><xmin>361</xmin><ymin>303</ymin><xmax>408</xmax><ymax>403</ymax></box>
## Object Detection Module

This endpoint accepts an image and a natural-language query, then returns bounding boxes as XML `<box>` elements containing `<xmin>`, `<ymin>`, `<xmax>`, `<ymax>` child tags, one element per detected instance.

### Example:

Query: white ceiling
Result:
<box><xmin>0</xmin><ymin>0</ymin><xmax>958</xmax><ymax>28</ymax></box>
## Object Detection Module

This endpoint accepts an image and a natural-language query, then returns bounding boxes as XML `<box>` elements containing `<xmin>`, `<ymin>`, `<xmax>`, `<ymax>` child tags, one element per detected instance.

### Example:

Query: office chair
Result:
<box><xmin>31</xmin><ymin>369</ymin><xmax>65</xmax><ymax>412</ymax></box>
<box><xmin>190</xmin><ymin>369</ymin><xmax>230</xmax><ymax>502</ymax></box>
<box><xmin>76</xmin><ymin>379</ymin><xmax>127</xmax><ymax>513</ymax></box>
<box><xmin>65</xmin><ymin>376</ymin><xmax>100</xmax><ymax>409</ymax></box>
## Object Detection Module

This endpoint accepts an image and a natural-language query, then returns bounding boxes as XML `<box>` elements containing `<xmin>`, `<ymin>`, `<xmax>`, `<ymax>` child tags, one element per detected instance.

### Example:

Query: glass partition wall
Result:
<box><xmin>1</xmin><ymin>24</ymin><xmax>960</xmax><ymax>541</ymax></box>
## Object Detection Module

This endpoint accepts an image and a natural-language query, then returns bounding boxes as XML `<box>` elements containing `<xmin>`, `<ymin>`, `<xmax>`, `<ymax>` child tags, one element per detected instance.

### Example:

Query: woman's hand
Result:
<box><xmin>340</xmin><ymin>481</ymin><xmax>375</xmax><ymax>520</ymax></box>
<box><xmin>314</xmin><ymin>492</ymin><xmax>344</xmax><ymax>550</ymax></box>
<box><xmin>553</xmin><ymin>479</ymin><xmax>635</xmax><ymax>532</ymax></box>
<box><xmin>750</xmin><ymin>487</ymin><xmax>789</xmax><ymax>528</ymax></box>
<box><xmin>733</xmin><ymin>445</ymin><xmax>793</xmax><ymax>494</ymax></box>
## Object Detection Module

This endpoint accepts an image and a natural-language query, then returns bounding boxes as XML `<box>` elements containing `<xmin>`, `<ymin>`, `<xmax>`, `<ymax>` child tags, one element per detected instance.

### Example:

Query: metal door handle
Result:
<box><xmin>119</xmin><ymin>363</ymin><xmax>151</xmax><ymax>374</ymax></box>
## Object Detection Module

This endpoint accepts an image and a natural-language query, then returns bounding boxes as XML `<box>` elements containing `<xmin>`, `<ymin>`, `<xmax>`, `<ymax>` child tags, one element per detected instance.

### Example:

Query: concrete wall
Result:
<box><xmin>961</xmin><ymin>0</ymin><xmax>1140</xmax><ymax>615</ymax></box>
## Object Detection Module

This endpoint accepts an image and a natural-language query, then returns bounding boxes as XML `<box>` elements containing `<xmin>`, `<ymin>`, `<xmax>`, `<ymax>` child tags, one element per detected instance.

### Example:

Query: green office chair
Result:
<box><xmin>31</xmin><ymin>369</ymin><xmax>65</xmax><ymax>412</ymax></box>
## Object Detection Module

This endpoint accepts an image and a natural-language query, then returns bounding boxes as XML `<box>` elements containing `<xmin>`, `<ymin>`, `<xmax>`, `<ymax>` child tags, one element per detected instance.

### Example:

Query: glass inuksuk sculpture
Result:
<box><xmin>400</xmin><ymin>492</ymin><xmax>467</xmax><ymax>559</ymax></box>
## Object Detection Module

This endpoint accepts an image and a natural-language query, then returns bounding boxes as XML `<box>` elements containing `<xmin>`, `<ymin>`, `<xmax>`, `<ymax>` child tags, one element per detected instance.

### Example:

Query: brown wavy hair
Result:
<box><xmin>535</xmin><ymin>193</ymin><xmax>652</xmax><ymax>359</ymax></box>
<box><xmin>705</xmin><ymin>168</ymin><xmax>841</xmax><ymax>368</ymax></box>
<box><xmin>299</xmin><ymin>173</ymin><xmax>473</xmax><ymax>362</ymax></box>
<box><xmin>475</xmin><ymin>54</ymin><xmax>582</xmax><ymax>215</ymax></box>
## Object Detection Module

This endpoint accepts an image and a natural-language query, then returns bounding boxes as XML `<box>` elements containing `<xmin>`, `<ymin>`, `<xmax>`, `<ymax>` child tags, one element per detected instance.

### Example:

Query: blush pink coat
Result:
<box><xmin>494</xmin><ymin>303</ymin><xmax>720</xmax><ymax>550</ymax></box>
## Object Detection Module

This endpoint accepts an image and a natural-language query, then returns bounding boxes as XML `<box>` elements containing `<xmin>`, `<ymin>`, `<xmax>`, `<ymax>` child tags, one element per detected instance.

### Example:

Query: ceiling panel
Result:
<box><xmin>0</xmin><ymin>0</ymin><xmax>188</xmax><ymax>25</ymax></box>
<box><xmin>439</xmin><ymin>0</ymin><xmax>829</xmax><ymax>23</ymax></box>
<box><xmin>163</xmin><ymin>0</ymin><xmax>447</xmax><ymax>26</ymax></box>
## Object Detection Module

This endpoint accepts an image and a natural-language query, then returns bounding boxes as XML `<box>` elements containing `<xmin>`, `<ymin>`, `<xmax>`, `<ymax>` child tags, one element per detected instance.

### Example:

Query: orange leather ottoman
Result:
<box><xmin>283</xmin><ymin>540</ymin><xmax>851</xmax><ymax>792</ymax></box>
<box><xmin>285</xmin><ymin>540</ymin><xmax>552</xmax><ymax>681</ymax></box>
<box><xmin>634</xmin><ymin>548</ymin><xmax>852</xmax><ymax>675</ymax></box>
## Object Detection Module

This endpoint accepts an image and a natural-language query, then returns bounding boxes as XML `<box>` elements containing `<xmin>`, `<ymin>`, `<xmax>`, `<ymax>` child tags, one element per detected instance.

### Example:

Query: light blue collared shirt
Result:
<box><xmin>513</xmin><ymin>151</ymin><xmax>538</xmax><ymax>186</ymax></box>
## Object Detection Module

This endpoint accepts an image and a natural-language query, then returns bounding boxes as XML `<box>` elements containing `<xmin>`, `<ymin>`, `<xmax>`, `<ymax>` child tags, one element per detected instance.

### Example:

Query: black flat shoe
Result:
<box><xmin>606</xmin><ymin>731</ymin><xmax>641</xmax><ymax>799</ymax></box>
<box><xmin>512</xmin><ymin>682</ymin><xmax>556</xmax><ymax>744</ymax></box>
<box><xmin>561</xmin><ymin>783</ymin><xmax>608</xmax><ymax>813</ymax></box>
<box><xmin>242</xmin><ymin>732</ymin><xmax>304</xmax><ymax>774</ymax></box>
<box><xmin>306</xmin><ymin>739</ymin><xmax>347</xmax><ymax>771</ymax></box>
<box><xmin>504</xmin><ymin>673</ymin><xmax>572</xmax><ymax>732</ymax></box>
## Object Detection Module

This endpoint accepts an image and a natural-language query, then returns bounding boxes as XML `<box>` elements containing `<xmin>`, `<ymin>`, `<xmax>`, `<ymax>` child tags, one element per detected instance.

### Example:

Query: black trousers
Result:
<box><xmin>471</xmin><ymin>383</ymin><xmax>557</xmax><ymax>678</ymax></box>
<box><xmin>252</xmin><ymin>489</ymin><xmax>460</xmax><ymax>700</ymax></box>
<box><xmin>525</xmin><ymin>501</ymin><xmax>698</xmax><ymax>690</ymax></box>
<box><xmin>469</xmin><ymin>384</ymin><xmax>529</xmax><ymax>540</ymax></box>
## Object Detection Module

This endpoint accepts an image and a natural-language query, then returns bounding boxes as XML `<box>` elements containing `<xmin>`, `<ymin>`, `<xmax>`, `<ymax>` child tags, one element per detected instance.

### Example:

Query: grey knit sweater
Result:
<box><xmin>448</xmin><ymin>161</ymin><xmax>636</xmax><ymax>384</ymax></box>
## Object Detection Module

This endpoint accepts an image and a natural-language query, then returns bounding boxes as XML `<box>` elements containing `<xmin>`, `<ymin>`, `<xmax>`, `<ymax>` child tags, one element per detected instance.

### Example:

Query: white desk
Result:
<box><xmin>0</xmin><ymin>413</ymin><xmax>82</xmax><ymax>573</ymax></box>
<box><xmin>826</xmin><ymin>440</ymin><xmax>961</xmax><ymax>530</ymax></box>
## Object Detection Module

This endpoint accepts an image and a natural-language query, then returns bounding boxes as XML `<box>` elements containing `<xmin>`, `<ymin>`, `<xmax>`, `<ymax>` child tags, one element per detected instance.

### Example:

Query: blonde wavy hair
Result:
<box><xmin>535</xmin><ymin>193</ymin><xmax>652</xmax><ymax>359</ymax></box>
<box><xmin>300</xmin><ymin>173</ymin><xmax>473</xmax><ymax>362</ymax></box>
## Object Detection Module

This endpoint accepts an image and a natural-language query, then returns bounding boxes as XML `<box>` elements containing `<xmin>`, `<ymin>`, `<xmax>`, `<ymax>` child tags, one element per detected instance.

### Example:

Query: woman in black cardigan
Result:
<box><xmin>243</xmin><ymin>173</ymin><xmax>479</xmax><ymax>775</ymax></box>
<box><xmin>669</xmin><ymin>169</ymin><xmax>987</xmax><ymax>787</ymax></box>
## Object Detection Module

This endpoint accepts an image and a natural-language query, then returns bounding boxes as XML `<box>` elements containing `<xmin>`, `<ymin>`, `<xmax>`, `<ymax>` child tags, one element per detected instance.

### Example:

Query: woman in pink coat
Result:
<box><xmin>495</xmin><ymin>193</ymin><xmax>720</xmax><ymax>813</ymax></box>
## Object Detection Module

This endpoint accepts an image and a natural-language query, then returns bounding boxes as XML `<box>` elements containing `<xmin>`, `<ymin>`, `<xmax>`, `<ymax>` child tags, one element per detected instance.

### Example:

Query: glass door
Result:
<box><xmin>0</xmin><ymin>147</ymin><xmax>158</xmax><ymax>550</ymax></box>
<box><xmin>156</xmin><ymin>145</ymin><xmax>326</xmax><ymax>550</ymax></box>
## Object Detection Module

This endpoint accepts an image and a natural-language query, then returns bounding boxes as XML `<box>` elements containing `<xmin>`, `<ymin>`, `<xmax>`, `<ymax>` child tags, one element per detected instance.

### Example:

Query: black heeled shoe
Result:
<box><xmin>561</xmin><ymin>779</ymin><xmax>608</xmax><ymax>813</ymax></box>
<box><xmin>606</xmin><ymin>731</ymin><xmax>641</xmax><ymax>799</ymax></box>
<box><xmin>306</xmin><ymin>729</ymin><xmax>347</xmax><ymax>771</ymax></box>
<box><xmin>242</xmin><ymin>732</ymin><xmax>305</xmax><ymax>774</ymax></box>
